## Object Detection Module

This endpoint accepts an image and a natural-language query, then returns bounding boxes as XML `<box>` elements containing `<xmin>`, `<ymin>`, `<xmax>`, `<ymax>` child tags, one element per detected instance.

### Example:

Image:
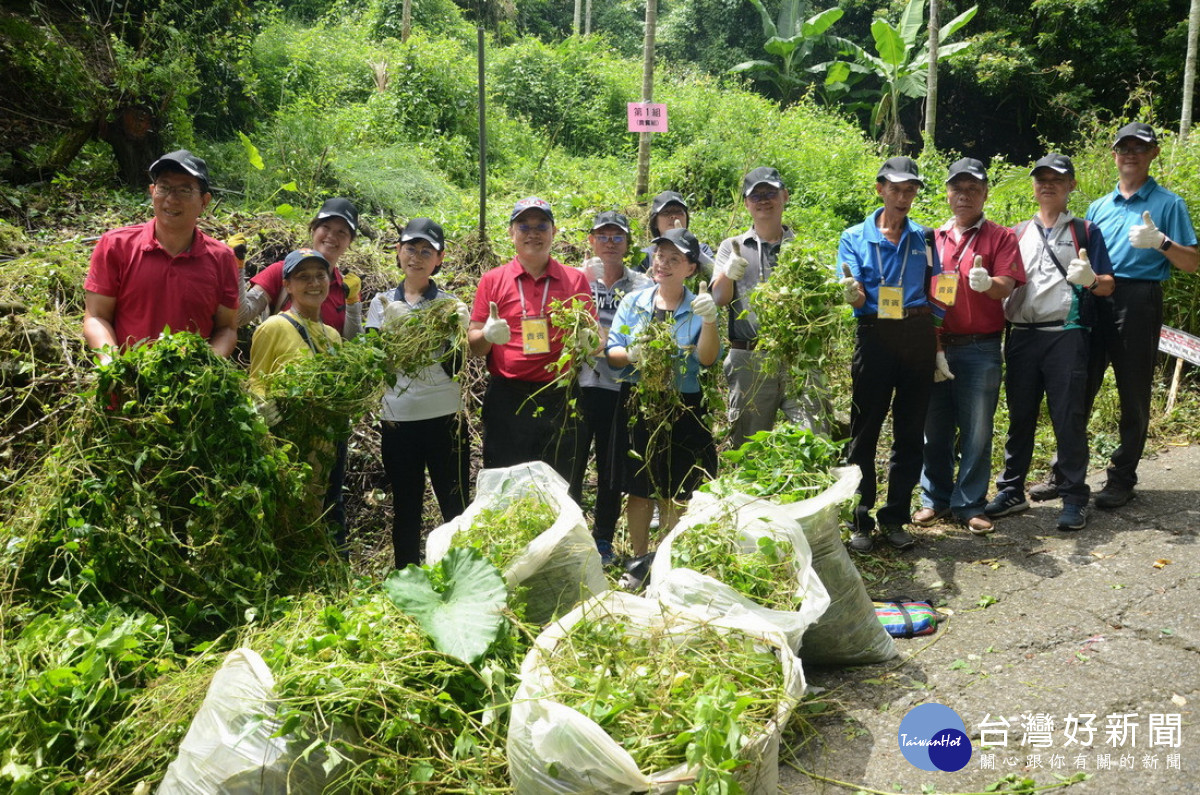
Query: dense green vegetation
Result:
<box><xmin>1</xmin><ymin>0</ymin><xmax>1199</xmax><ymax>790</ymax></box>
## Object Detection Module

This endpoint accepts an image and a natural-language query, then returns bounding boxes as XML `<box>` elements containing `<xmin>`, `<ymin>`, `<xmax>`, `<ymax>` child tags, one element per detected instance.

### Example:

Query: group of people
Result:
<box><xmin>838</xmin><ymin>122</ymin><xmax>1196</xmax><ymax>552</ymax></box>
<box><xmin>81</xmin><ymin>121</ymin><xmax>1196</xmax><ymax>569</ymax></box>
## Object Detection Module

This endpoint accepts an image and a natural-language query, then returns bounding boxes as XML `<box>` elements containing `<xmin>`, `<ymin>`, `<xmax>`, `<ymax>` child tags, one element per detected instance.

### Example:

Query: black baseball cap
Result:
<box><xmin>1113</xmin><ymin>122</ymin><xmax>1158</xmax><ymax>147</ymax></box>
<box><xmin>591</xmin><ymin>210</ymin><xmax>631</xmax><ymax>235</ymax></box>
<box><xmin>946</xmin><ymin>157</ymin><xmax>988</xmax><ymax>183</ymax></box>
<box><xmin>400</xmin><ymin>217</ymin><xmax>445</xmax><ymax>251</ymax></box>
<box><xmin>313</xmin><ymin>198</ymin><xmax>358</xmax><ymax>236</ymax></box>
<box><xmin>282</xmin><ymin>247</ymin><xmax>331</xmax><ymax>279</ymax></box>
<box><xmin>651</xmin><ymin>227</ymin><xmax>701</xmax><ymax>263</ymax></box>
<box><xmin>1030</xmin><ymin>153</ymin><xmax>1075</xmax><ymax>177</ymax></box>
<box><xmin>877</xmin><ymin>156</ymin><xmax>924</xmax><ymax>186</ymax></box>
<box><xmin>742</xmin><ymin>167</ymin><xmax>786</xmax><ymax>196</ymax></box>
<box><xmin>149</xmin><ymin>150</ymin><xmax>210</xmax><ymax>192</ymax></box>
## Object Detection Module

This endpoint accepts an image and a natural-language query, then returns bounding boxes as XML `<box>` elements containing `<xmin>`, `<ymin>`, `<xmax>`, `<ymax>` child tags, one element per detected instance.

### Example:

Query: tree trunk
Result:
<box><xmin>402</xmin><ymin>0</ymin><xmax>412</xmax><ymax>42</ymax></box>
<box><xmin>924</xmin><ymin>0</ymin><xmax>939</xmax><ymax>150</ymax></box>
<box><xmin>585</xmin><ymin>0</ymin><xmax>592</xmax><ymax>35</ymax></box>
<box><xmin>573</xmin><ymin>0</ymin><xmax>581</xmax><ymax>35</ymax></box>
<box><xmin>1182</xmin><ymin>0</ymin><xmax>1200</xmax><ymax>137</ymax></box>
<box><xmin>635</xmin><ymin>0</ymin><xmax>658</xmax><ymax>201</ymax></box>
<box><xmin>99</xmin><ymin>105</ymin><xmax>162</xmax><ymax>190</ymax></box>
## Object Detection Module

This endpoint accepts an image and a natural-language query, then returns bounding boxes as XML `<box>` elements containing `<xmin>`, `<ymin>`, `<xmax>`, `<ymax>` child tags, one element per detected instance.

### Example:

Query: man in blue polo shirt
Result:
<box><xmin>838</xmin><ymin>156</ymin><xmax>945</xmax><ymax>552</ymax></box>
<box><xmin>1076</xmin><ymin>123</ymin><xmax>1198</xmax><ymax>509</ymax></box>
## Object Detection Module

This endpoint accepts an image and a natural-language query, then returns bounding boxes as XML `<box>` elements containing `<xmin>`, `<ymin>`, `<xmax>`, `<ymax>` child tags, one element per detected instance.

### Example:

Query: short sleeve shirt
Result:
<box><xmin>837</xmin><ymin>209</ymin><xmax>944</xmax><ymax>319</ymax></box>
<box><xmin>250</xmin><ymin>259</ymin><xmax>349</xmax><ymax>333</ymax></box>
<box><xmin>934</xmin><ymin>217</ymin><xmax>1024</xmax><ymax>335</ymax></box>
<box><xmin>1006</xmin><ymin>212</ymin><xmax>1114</xmax><ymax>330</ymax></box>
<box><xmin>1086</xmin><ymin>177</ymin><xmax>1197</xmax><ymax>281</ymax></box>
<box><xmin>713</xmin><ymin>226</ymin><xmax>794</xmax><ymax>341</ymax></box>
<box><xmin>605</xmin><ymin>284</ymin><xmax>716</xmax><ymax>393</ymax></box>
<box><xmin>365</xmin><ymin>280</ymin><xmax>463</xmax><ymax>421</ymax></box>
<box><xmin>579</xmin><ymin>265</ymin><xmax>652</xmax><ymax>391</ymax></box>
<box><xmin>470</xmin><ymin>257</ymin><xmax>595</xmax><ymax>382</ymax></box>
<box><xmin>85</xmin><ymin>220</ymin><xmax>240</xmax><ymax>350</ymax></box>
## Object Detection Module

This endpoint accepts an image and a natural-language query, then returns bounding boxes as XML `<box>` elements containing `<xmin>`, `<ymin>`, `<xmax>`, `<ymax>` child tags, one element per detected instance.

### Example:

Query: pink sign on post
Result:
<box><xmin>627</xmin><ymin>102</ymin><xmax>668</xmax><ymax>133</ymax></box>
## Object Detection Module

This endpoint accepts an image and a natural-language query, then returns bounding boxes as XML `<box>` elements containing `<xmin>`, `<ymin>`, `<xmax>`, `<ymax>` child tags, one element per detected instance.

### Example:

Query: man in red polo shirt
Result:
<box><xmin>915</xmin><ymin>158</ymin><xmax>1024</xmax><ymax>535</ymax></box>
<box><xmin>84</xmin><ymin>150</ymin><xmax>239</xmax><ymax>360</ymax></box>
<box><xmin>468</xmin><ymin>196</ymin><xmax>596</xmax><ymax>480</ymax></box>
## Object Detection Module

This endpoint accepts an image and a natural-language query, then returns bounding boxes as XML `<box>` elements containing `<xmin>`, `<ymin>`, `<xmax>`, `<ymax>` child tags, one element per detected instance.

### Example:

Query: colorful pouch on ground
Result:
<box><xmin>873</xmin><ymin>599</ymin><xmax>938</xmax><ymax>638</ymax></box>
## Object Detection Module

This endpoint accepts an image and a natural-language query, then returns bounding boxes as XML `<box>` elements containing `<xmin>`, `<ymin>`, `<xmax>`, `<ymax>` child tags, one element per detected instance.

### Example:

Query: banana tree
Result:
<box><xmin>818</xmin><ymin>0</ymin><xmax>976</xmax><ymax>150</ymax></box>
<box><xmin>729</xmin><ymin>2</ymin><xmax>844</xmax><ymax>105</ymax></box>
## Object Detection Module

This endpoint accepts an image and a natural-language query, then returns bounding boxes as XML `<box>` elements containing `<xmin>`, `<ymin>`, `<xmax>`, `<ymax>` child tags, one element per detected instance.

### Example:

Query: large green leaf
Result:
<box><xmin>871</xmin><ymin>19</ymin><xmax>906</xmax><ymax>69</ymax></box>
<box><xmin>802</xmin><ymin>7</ymin><xmax>844</xmax><ymax>38</ymax></box>
<box><xmin>897</xmin><ymin>0</ymin><xmax>926</xmax><ymax>48</ymax></box>
<box><xmin>747</xmin><ymin>0</ymin><xmax>777</xmax><ymax>39</ymax></box>
<box><xmin>764</xmin><ymin>36</ymin><xmax>802</xmax><ymax>58</ymax></box>
<box><xmin>939</xmin><ymin>5</ymin><xmax>978</xmax><ymax>41</ymax></box>
<box><xmin>382</xmin><ymin>547</ymin><xmax>508</xmax><ymax>665</ymax></box>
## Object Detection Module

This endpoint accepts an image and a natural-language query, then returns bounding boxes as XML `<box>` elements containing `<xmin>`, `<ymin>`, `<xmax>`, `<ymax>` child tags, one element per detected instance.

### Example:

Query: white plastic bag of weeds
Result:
<box><xmin>713</xmin><ymin>465</ymin><xmax>895</xmax><ymax>666</ymax></box>
<box><xmin>646</xmin><ymin>493</ymin><xmax>831</xmax><ymax>653</ymax></box>
<box><xmin>508</xmin><ymin>590</ymin><xmax>803</xmax><ymax>794</ymax></box>
<box><xmin>158</xmin><ymin>649</ymin><xmax>309</xmax><ymax>795</ymax></box>
<box><xmin>425</xmin><ymin>460</ymin><xmax>607</xmax><ymax>625</ymax></box>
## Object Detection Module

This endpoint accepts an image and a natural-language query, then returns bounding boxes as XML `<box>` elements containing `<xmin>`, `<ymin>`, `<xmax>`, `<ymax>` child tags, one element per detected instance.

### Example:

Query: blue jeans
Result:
<box><xmin>920</xmin><ymin>337</ymin><xmax>1002</xmax><ymax>520</ymax></box>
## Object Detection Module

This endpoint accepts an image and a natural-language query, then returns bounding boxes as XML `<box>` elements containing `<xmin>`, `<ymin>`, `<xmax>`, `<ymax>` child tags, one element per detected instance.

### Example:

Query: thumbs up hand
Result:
<box><xmin>724</xmin><ymin>240</ymin><xmax>749</xmax><ymax>281</ymax></box>
<box><xmin>1129</xmin><ymin>210</ymin><xmax>1166</xmax><ymax>249</ymax></box>
<box><xmin>455</xmin><ymin>300</ymin><xmax>471</xmax><ymax>330</ymax></box>
<box><xmin>482</xmin><ymin>301</ymin><xmax>511</xmax><ymax>345</ymax></box>
<box><xmin>840</xmin><ymin>263</ymin><xmax>862</xmax><ymax>304</ymax></box>
<box><xmin>1067</xmin><ymin>247</ymin><xmax>1097</xmax><ymax>287</ymax></box>
<box><xmin>691</xmin><ymin>279</ymin><xmax>717</xmax><ymax>323</ymax></box>
<box><xmin>968</xmin><ymin>255</ymin><xmax>992</xmax><ymax>292</ymax></box>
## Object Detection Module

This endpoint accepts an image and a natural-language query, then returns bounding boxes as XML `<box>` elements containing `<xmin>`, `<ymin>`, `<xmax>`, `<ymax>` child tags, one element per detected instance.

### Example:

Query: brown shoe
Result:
<box><xmin>966</xmin><ymin>515</ymin><xmax>994</xmax><ymax>535</ymax></box>
<box><xmin>912</xmin><ymin>506</ymin><xmax>950</xmax><ymax>526</ymax></box>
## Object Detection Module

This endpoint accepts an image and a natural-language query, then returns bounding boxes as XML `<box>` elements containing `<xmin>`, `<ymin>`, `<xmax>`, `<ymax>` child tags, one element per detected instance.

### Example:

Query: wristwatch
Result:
<box><xmin>1160</xmin><ymin>237</ymin><xmax>1173</xmax><ymax>252</ymax></box>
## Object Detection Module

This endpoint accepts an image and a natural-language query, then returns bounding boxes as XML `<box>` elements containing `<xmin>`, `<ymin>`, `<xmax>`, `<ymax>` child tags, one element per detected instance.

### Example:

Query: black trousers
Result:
<box><xmin>481</xmin><ymin>376</ymin><xmax>583</xmax><ymax>485</ymax></box>
<box><xmin>380</xmin><ymin>414</ymin><xmax>470</xmax><ymax>568</ymax></box>
<box><xmin>1082</xmin><ymin>279</ymin><xmax>1163</xmax><ymax>489</ymax></box>
<box><xmin>569</xmin><ymin>386</ymin><xmax>623</xmax><ymax>540</ymax></box>
<box><xmin>998</xmin><ymin>328</ymin><xmax>1091</xmax><ymax>505</ymax></box>
<box><xmin>847</xmin><ymin>315</ymin><xmax>936</xmax><ymax>531</ymax></box>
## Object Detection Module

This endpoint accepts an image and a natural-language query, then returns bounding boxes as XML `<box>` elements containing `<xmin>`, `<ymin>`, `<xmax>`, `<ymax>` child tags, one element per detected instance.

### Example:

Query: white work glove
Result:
<box><xmin>626</xmin><ymin>343</ymin><xmax>642</xmax><ymax>365</ymax></box>
<box><xmin>482</xmin><ymin>301</ymin><xmax>511</xmax><ymax>345</ymax></box>
<box><xmin>840</xmin><ymin>263</ymin><xmax>861</xmax><ymax>304</ymax></box>
<box><xmin>454</xmin><ymin>300</ymin><xmax>470</xmax><ymax>330</ymax></box>
<box><xmin>255</xmin><ymin>397</ymin><xmax>281</xmax><ymax>427</ymax></box>
<box><xmin>968</xmin><ymin>255</ymin><xmax>991</xmax><ymax>292</ymax></box>
<box><xmin>1066</xmin><ymin>248</ymin><xmax>1097</xmax><ymax>287</ymax></box>
<box><xmin>580</xmin><ymin>326</ymin><xmax>601</xmax><ymax>353</ymax></box>
<box><xmin>583</xmin><ymin>256</ymin><xmax>604</xmax><ymax>281</ymax></box>
<box><xmin>1128</xmin><ymin>210</ymin><xmax>1166</xmax><ymax>250</ymax></box>
<box><xmin>725</xmin><ymin>240</ymin><xmax>749</xmax><ymax>281</ymax></box>
<box><xmin>691</xmin><ymin>280</ymin><xmax>717</xmax><ymax>323</ymax></box>
<box><xmin>934</xmin><ymin>351</ymin><xmax>955</xmax><ymax>383</ymax></box>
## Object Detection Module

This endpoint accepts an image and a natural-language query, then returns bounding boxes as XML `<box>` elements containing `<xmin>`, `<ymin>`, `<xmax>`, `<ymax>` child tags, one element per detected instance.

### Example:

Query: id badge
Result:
<box><xmin>521</xmin><ymin>317</ymin><xmax>551</xmax><ymax>354</ymax></box>
<box><xmin>878</xmin><ymin>285</ymin><xmax>904</xmax><ymax>319</ymax></box>
<box><xmin>935</xmin><ymin>273</ymin><xmax>959</xmax><ymax>306</ymax></box>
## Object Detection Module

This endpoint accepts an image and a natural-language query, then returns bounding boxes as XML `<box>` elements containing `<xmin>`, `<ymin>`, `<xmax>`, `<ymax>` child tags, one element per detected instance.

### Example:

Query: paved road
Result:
<box><xmin>779</xmin><ymin>443</ymin><xmax>1200</xmax><ymax>794</ymax></box>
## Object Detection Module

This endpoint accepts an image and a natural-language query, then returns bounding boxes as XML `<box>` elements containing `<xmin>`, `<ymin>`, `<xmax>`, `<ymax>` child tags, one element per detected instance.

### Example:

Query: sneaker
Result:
<box><xmin>1094</xmin><ymin>483</ymin><xmax>1134</xmax><ymax>509</ymax></box>
<box><xmin>1029</xmin><ymin>478</ymin><xmax>1060</xmax><ymax>502</ymax></box>
<box><xmin>848</xmin><ymin>529</ymin><xmax>874</xmax><ymax>552</ymax></box>
<box><xmin>595</xmin><ymin>538</ymin><xmax>616</xmax><ymax>567</ymax></box>
<box><xmin>912</xmin><ymin>506</ymin><xmax>950</xmax><ymax>526</ymax></box>
<box><xmin>1057</xmin><ymin>502</ymin><xmax>1088</xmax><ymax>531</ymax></box>
<box><xmin>880</xmin><ymin>525</ymin><xmax>916</xmax><ymax>550</ymax></box>
<box><xmin>985</xmin><ymin>490</ymin><xmax>1029</xmax><ymax>518</ymax></box>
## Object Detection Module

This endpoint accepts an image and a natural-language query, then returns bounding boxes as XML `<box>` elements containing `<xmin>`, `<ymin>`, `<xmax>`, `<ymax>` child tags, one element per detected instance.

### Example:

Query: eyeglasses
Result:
<box><xmin>748</xmin><ymin>189</ymin><xmax>780</xmax><ymax>203</ymax></box>
<box><xmin>153</xmin><ymin>183</ymin><xmax>200</xmax><ymax>199</ymax></box>
<box><xmin>516</xmin><ymin>222</ymin><xmax>551</xmax><ymax>233</ymax></box>
<box><xmin>401</xmin><ymin>245</ymin><xmax>439</xmax><ymax>259</ymax></box>
<box><xmin>1114</xmin><ymin>143</ymin><xmax>1153</xmax><ymax>155</ymax></box>
<box><xmin>594</xmin><ymin>234</ymin><xmax>626</xmax><ymax>244</ymax></box>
